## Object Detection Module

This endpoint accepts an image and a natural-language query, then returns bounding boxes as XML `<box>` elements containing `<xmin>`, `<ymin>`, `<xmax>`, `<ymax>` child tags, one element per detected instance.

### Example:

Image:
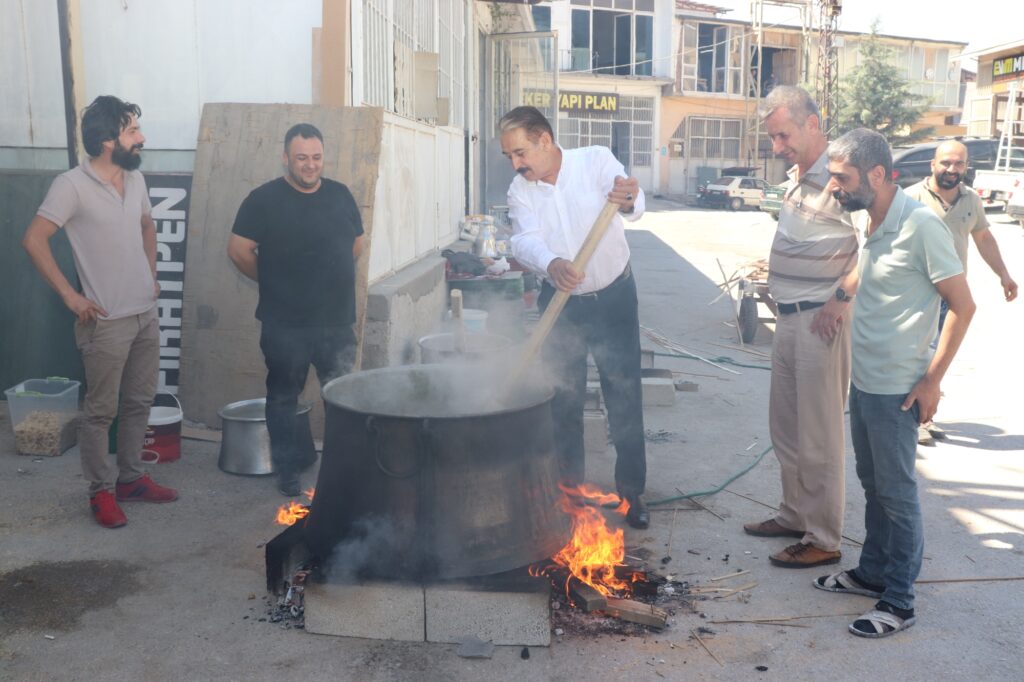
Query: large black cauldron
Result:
<box><xmin>304</xmin><ymin>365</ymin><xmax>570</xmax><ymax>580</ymax></box>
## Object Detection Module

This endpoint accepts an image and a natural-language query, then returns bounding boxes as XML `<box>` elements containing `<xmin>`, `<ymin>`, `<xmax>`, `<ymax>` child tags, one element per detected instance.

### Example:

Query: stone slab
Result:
<box><xmin>303</xmin><ymin>581</ymin><xmax>424</xmax><ymax>642</ymax></box>
<box><xmin>642</xmin><ymin>378</ymin><xmax>676</xmax><ymax>407</ymax></box>
<box><xmin>424</xmin><ymin>581</ymin><xmax>551</xmax><ymax>646</ymax></box>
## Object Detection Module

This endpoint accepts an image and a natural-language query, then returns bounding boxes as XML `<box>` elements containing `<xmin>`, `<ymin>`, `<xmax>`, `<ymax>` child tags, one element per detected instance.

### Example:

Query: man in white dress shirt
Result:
<box><xmin>499</xmin><ymin>106</ymin><xmax>650</xmax><ymax>529</ymax></box>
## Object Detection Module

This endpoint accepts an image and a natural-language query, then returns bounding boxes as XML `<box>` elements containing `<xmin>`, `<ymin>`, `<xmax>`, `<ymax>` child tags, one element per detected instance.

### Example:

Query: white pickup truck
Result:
<box><xmin>972</xmin><ymin>148</ymin><xmax>1024</xmax><ymax>209</ymax></box>
<box><xmin>973</xmin><ymin>82</ymin><xmax>1024</xmax><ymax>210</ymax></box>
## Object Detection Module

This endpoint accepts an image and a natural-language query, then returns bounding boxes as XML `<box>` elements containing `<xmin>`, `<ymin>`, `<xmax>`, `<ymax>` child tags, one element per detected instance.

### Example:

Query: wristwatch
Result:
<box><xmin>834</xmin><ymin>287</ymin><xmax>853</xmax><ymax>302</ymax></box>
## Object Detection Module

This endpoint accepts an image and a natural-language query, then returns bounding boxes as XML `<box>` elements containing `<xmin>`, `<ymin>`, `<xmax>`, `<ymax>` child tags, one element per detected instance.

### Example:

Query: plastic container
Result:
<box><xmin>5</xmin><ymin>378</ymin><xmax>81</xmax><ymax>456</ymax></box>
<box><xmin>141</xmin><ymin>393</ymin><xmax>183</xmax><ymax>464</ymax></box>
<box><xmin>5</xmin><ymin>378</ymin><xmax>80</xmax><ymax>428</ymax></box>
<box><xmin>461</xmin><ymin>308</ymin><xmax>488</xmax><ymax>332</ymax></box>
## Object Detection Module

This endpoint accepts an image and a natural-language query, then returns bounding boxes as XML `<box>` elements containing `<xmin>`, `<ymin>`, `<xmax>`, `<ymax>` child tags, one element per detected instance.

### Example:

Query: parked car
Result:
<box><xmin>759</xmin><ymin>183</ymin><xmax>786</xmax><ymax>220</ymax></box>
<box><xmin>704</xmin><ymin>176</ymin><xmax>769</xmax><ymax>211</ymax></box>
<box><xmin>890</xmin><ymin>137</ymin><xmax>999</xmax><ymax>188</ymax></box>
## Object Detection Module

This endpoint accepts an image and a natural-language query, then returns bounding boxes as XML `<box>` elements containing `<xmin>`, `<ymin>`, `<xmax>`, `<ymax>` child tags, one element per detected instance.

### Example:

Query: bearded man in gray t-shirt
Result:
<box><xmin>22</xmin><ymin>95</ymin><xmax>178</xmax><ymax>529</ymax></box>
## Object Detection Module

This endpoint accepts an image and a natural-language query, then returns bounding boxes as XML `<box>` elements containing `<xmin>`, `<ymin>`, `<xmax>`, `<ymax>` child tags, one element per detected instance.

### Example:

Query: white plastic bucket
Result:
<box><xmin>461</xmin><ymin>308</ymin><xmax>488</xmax><ymax>333</ymax></box>
<box><xmin>142</xmin><ymin>393</ymin><xmax>182</xmax><ymax>464</ymax></box>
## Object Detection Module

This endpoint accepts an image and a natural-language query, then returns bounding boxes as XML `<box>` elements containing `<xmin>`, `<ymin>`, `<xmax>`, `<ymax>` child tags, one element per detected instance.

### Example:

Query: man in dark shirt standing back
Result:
<box><xmin>228</xmin><ymin>123</ymin><xmax>365</xmax><ymax>496</ymax></box>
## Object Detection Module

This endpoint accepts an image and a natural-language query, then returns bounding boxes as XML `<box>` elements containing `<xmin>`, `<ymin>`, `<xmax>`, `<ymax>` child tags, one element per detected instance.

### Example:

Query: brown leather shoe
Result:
<box><xmin>743</xmin><ymin>518</ymin><xmax>803</xmax><ymax>539</ymax></box>
<box><xmin>769</xmin><ymin>542</ymin><xmax>841</xmax><ymax>568</ymax></box>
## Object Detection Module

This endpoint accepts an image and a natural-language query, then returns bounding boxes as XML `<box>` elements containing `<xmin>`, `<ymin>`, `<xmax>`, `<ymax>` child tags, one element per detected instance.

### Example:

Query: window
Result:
<box><xmin>680</xmin><ymin>22</ymin><xmax>744</xmax><ymax>94</ymax></box>
<box><xmin>564</xmin><ymin>2</ymin><xmax>654</xmax><ymax>75</ymax></box>
<box><xmin>689</xmin><ymin>117</ymin><xmax>743</xmax><ymax>160</ymax></box>
<box><xmin>557</xmin><ymin>95</ymin><xmax>654</xmax><ymax>169</ymax></box>
<box><xmin>360</xmin><ymin>0</ymin><xmax>464</xmax><ymax>125</ymax></box>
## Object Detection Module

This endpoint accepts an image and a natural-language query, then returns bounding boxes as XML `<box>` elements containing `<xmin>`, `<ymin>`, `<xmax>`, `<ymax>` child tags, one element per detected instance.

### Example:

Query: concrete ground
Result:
<box><xmin>2</xmin><ymin>201</ymin><xmax>1022</xmax><ymax>681</ymax></box>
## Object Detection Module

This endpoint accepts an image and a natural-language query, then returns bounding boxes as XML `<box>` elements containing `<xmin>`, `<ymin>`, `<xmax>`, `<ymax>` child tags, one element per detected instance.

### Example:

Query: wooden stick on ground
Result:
<box><xmin>664</xmin><ymin>506</ymin><xmax>679</xmax><ymax>562</ymax></box>
<box><xmin>709</xmin><ymin>569</ymin><xmax>751</xmax><ymax>582</ymax></box>
<box><xmin>509</xmin><ymin>201</ymin><xmax>620</xmax><ymax>383</ymax></box>
<box><xmin>916</xmin><ymin>576</ymin><xmax>1024</xmax><ymax>585</ymax></box>
<box><xmin>710</xmin><ymin>612</ymin><xmax>861</xmax><ymax>624</ymax></box>
<box><xmin>690</xmin><ymin>628</ymin><xmax>723</xmax><ymax>666</ymax></box>
<box><xmin>641</xmin><ymin>326</ymin><xmax>741</xmax><ymax>375</ymax></box>
<box><xmin>680</xmin><ymin>491</ymin><xmax>725</xmax><ymax>521</ymax></box>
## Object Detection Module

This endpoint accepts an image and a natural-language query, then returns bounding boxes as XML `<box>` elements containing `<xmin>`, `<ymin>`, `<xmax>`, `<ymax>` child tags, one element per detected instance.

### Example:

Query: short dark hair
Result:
<box><xmin>828</xmin><ymin>128</ymin><xmax>893</xmax><ymax>181</ymax></box>
<box><xmin>284</xmin><ymin>123</ymin><xmax>323</xmax><ymax>152</ymax></box>
<box><xmin>498</xmin><ymin>106</ymin><xmax>554</xmax><ymax>143</ymax></box>
<box><xmin>81</xmin><ymin>96</ymin><xmax>141</xmax><ymax>157</ymax></box>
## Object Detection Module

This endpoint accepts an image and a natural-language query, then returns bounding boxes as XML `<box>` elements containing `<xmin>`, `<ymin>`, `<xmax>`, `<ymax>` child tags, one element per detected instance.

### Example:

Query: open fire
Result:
<box><xmin>532</xmin><ymin>483</ymin><xmax>639</xmax><ymax>598</ymax></box>
<box><xmin>275</xmin><ymin>488</ymin><xmax>316</xmax><ymax>526</ymax></box>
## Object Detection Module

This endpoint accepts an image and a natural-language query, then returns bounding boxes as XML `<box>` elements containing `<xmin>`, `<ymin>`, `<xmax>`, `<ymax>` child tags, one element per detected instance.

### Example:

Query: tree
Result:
<box><xmin>837</xmin><ymin>22</ymin><xmax>934</xmax><ymax>144</ymax></box>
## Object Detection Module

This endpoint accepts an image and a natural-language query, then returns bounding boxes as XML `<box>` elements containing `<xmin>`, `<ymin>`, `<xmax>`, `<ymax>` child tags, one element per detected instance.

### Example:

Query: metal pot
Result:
<box><xmin>304</xmin><ymin>365</ymin><xmax>569</xmax><ymax>580</ymax></box>
<box><xmin>417</xmin><ymin>331</ymin><xmax>512</xmax><ymax>364</ymax></box>
<box><xmin>217</xmin><ymin>398</ymin><xmax>314</xmax><ymax>476</ymax></box>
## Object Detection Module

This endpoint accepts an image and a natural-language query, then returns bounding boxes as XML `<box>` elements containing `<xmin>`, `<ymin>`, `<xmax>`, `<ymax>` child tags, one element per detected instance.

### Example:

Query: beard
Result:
<box><xmin>832</xmin><ymin>184</ymin><xmax>875</xmax><ymax>212</ymax></box>
<box><xmin>112</xmin><ymin>140</ymin><xmax>143</xmax><ymax>170</ymax></box>
<box><xmin>935</xmin><ymin>171</ymin><xmax>961</xmax><ymax>190</ymax></box>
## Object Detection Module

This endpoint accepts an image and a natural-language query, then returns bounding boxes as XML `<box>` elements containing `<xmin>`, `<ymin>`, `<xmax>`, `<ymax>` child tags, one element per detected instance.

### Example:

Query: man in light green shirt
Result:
<box><xmin>812</xmin><ymin>128</ymin><xmax>975</xmax><ymax>639</ymax></box>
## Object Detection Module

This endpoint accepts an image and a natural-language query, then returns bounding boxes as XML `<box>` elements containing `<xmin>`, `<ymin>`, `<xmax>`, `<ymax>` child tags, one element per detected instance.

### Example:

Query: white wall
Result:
<box><xmin>0</xmin><ymin>0</ymin><xmax>66</xmax><ymax>148</ymax></box>
<box><xmin>368</xmin><ymin>113</ymin><xmax>463</xmax><ymax>282</ymax></box>
<box><xmin>1</xmin><ymin>0</ymin><xmax>321</xmax><ymax>154</ymax></box>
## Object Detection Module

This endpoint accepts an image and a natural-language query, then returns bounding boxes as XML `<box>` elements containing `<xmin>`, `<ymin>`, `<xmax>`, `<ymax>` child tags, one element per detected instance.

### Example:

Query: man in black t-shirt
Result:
<box><xmin>228</xmin><ymin>123</ymin><xmax>365</xmax><ymax>496</ymax></box>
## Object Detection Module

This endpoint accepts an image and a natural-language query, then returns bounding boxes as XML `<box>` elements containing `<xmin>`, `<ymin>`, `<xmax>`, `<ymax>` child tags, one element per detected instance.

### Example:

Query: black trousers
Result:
<box><xmin>538</xmin><ymin>267</ymin><xmax>646</xmax><ymax>498</ymax></box>
<box><xmin>259</xmin><ymin>324</ymin><xmax>356</xmax><ymax>475</ymax></box>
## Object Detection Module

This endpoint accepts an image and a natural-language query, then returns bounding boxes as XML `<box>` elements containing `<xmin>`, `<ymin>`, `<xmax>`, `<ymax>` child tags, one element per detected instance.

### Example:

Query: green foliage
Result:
<box><xmin>837</xmin><ymin>22</ymin><xmax>934</xmax><ymax>144</ymax></box>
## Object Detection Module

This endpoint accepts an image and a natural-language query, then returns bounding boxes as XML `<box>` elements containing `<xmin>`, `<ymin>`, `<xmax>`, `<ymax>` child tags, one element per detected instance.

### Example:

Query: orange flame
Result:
<box><xmin>550</xmin><ymin>483</ymin><xmax>631</xmax><ymax>597</ymax></box>
<box><xmin>274</xmin><ymin>488</ymin><xmax>315</xmax><ymax>526</ymax></box>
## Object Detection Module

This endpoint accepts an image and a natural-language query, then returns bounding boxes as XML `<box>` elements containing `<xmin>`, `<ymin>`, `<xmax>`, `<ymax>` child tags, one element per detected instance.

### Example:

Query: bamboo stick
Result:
<box><xmin>509</xmin><ymin>201</ymin><xmax>620</xmax><ymax>383</ymax></box>
<box><xmin>690</xmin><ymin>628</ymin><xmax>723</xmax><ymax>666</ymax></box>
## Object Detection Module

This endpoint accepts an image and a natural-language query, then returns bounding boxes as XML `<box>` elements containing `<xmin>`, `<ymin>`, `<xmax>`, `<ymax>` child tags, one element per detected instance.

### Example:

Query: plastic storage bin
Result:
<box><xmin>5</xmin><ymin>378</ymin><xmax>81</xmax><ymax>456</ymax></box>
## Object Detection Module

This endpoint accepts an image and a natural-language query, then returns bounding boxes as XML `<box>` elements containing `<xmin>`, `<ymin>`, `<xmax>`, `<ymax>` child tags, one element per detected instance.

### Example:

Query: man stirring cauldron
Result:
<box><xmin>228</xmin><ymin>123</ymin><xmax>365</xmax><ymax>497</ymax></box>
<box><xmin>499</xmin><ymin>106</ymin><xmax>650</xmax><ymax>529</ymax></box>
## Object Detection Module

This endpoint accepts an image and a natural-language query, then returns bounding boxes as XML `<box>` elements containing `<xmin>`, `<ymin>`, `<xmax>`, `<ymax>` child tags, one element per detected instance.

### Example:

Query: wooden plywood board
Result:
<box><xmin>179</xmin><ymin>103</ymin><xmax>384</xmax><ymax>427</ymax></box>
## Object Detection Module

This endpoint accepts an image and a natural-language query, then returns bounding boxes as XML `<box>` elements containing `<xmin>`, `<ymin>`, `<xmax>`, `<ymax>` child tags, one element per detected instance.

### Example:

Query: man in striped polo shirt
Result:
<box><xmin>742</xmin><ymin>86</ymin><xmax>859</xmax><ymax>569</ymax></box>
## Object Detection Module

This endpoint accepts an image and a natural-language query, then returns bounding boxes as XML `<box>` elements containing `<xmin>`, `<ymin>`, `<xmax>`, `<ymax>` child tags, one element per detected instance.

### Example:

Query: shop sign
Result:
<box><xmin>558</xmin><ymin>91</ymin><xmax>618</xmax><ymax>113</ymax></box>
<box><xmin>143</xmin><ymin>173</ymin><xmax>192</xmax><ymax>394</ymax></box>
<box><xmin>992</xmin><ymin>52</ymin><xmax>1024</xmax><ymax>81</ymax></box>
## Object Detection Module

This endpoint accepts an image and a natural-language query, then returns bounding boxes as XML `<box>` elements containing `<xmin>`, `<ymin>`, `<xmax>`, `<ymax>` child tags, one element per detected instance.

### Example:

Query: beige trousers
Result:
<box><xmin>768</xmin><ymin>307</ymin><xmax>851</xmax><ymax>552</ymax></box>
<box><xmin>74</xmin><ymin>307</ymin><xmax>160</xmax><ymax>495</ymax></box>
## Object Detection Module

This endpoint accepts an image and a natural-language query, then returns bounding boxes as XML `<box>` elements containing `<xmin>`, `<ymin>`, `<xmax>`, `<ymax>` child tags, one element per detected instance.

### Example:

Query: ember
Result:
<box><xmin>533</xmin><ymin>483</ymin><xmax>634</xmax><ymax>598</ymax></box>
<box><xmin>274</xmin><ymin>488</ymin><xmax>315</xmax><ymax>526</ymax></box>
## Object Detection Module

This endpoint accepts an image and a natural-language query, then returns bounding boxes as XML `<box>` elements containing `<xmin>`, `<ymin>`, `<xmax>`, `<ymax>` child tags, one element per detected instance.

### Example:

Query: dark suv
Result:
<box><xmin>890</xmin><ymin>137</ymin><xmax>998</xmax><ymax>188</ymax></box>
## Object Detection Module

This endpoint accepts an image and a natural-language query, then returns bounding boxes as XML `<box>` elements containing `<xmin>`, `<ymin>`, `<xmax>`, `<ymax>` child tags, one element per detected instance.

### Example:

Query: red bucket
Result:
<box><xmin>142</xmin><ymin>393</ymin><xmax>182</xmax><ymax>464</ymax></box>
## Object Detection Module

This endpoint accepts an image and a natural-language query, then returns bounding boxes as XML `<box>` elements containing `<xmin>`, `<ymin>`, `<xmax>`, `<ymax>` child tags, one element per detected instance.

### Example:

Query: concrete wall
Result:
<box><xmin>0</xmin><ymin>171</ymin><xmax>84</xmax><ymax>392</ymax></box>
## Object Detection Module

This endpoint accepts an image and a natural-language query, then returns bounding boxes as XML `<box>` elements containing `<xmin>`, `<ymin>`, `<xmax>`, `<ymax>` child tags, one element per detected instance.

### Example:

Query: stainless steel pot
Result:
<box><xmin>417</xmin><ymin>331</ymin><xmax>513</xmax><ymax>364</ymax></box>
<box><xmin>304</xmin><ymin>365</ymin><xmax>569</xmax><ymax>580</ymax></box>
<box><xmin>217</xmin><ymin>398</ymin><xmax>314</xmax><ymax>476</ymax></box>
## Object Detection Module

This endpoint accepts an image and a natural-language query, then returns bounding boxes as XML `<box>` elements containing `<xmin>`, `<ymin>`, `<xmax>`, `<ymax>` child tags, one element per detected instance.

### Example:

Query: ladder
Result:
<box><xmin>995</xmin><ymin>81</ymin><xmax>1023</xmax><ymax>172</ymax></box>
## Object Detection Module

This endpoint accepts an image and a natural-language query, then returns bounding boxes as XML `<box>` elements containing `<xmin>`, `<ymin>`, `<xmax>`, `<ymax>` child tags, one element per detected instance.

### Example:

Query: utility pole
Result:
<box><xmin>815</xmin><ymin>0</ymin><xmax>842</xmax><ymax>138</ymax></box>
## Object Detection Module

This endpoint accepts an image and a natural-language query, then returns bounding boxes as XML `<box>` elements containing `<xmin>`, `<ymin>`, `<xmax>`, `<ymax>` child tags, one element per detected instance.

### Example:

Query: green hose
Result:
<box><xmin>650</xmin><ymin>350</ymin><xmax>770</xmax><ymax>371</ymax></box>
<box><xmin>647</xmin><ymin>442</ymin><xmax>774</xmax><ymax>506</ymax></box>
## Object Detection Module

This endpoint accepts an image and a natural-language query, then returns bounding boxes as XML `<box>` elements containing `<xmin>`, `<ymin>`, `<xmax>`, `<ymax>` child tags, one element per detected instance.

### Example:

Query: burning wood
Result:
<box><xmin>603</xmin><ymin>598</ymin><xmax>668</xmax><ymax>629</ymax></box>
<box><xmin>274</xmin><ymin>488</ymin><xmax>315</xmax><ymax>526</ymax></box>
<box><xmin>533</xmin><ymin>483</ymin><xmax>632</xmax><ymax>598</ymax></box>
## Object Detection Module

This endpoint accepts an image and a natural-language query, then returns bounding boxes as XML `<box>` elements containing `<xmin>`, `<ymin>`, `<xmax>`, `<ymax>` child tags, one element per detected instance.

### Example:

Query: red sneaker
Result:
<box><xmin>90</xmin><ymin>490</ymin><xmax>127</xmax><ymax>528</ymax></box>
<box><xmin>116</xmin><ymin>474</ymin><xmax>179</xmax><ymax>503</ymax></box>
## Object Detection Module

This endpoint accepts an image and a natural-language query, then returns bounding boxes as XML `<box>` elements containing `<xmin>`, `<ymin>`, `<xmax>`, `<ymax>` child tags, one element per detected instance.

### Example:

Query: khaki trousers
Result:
<box><xmin>768</xmin><ymin>307</ymin><xmax>851</xmax><ymax>551</ymax></box>
<box><xmin>74</xmin><ymin>307</ymin><xmax>160</xmax><ymax>495</ymax></box>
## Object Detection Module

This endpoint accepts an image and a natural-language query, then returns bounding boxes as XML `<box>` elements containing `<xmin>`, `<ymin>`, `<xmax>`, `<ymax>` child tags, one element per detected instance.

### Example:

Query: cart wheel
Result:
<box><xmin>739</xmin><ymin>296</ymin><xmax>758</xmax><ymax>343</ymax></box>
<box><xmin>729</xmin><ymin>197</ymin><xmax>743</xmax><ymax>211</ymax></box>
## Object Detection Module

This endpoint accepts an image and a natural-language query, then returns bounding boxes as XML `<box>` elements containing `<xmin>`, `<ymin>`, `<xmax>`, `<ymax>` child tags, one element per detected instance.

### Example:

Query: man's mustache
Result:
<box><xmin>516</xmin><ymin>166</ymin><xmax>530</xmax><ymax>175</ymax></box>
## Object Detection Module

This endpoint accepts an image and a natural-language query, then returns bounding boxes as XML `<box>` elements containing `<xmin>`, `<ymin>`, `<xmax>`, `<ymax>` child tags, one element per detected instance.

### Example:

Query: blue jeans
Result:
<box><xmin>849</xmin><ymin>384</ymin><xmax>924</xmax><ymax>611</ymax></box>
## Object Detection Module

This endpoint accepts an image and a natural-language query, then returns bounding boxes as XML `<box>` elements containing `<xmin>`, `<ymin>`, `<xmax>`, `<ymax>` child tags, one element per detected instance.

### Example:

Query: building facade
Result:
<box><xmin>660</xmin><ymin>1</ymin><xmax>967</xmax><ymax>196</ymax></box>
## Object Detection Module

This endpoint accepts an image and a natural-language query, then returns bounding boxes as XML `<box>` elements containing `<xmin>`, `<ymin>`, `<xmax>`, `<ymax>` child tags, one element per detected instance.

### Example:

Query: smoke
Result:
<box><xmin>323</xmin><ymin>516</ymin><xmax>436</xmax><ymax>577</ymax></box>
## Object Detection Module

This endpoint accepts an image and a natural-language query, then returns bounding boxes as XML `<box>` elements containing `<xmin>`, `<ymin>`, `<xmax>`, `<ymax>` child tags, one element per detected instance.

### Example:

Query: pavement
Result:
<box><xmin>1</xmin><ymin>200</ymin><xmax>1022</xmax><ymax>681</ymax></box>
